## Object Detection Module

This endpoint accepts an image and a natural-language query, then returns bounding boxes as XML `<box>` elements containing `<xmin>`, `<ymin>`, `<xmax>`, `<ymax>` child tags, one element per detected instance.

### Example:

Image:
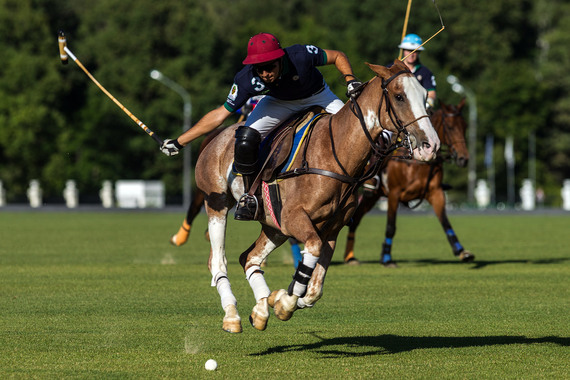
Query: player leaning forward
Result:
<box><xmin>160</xmin><ymin>33</ymin><xmax>361</xmax><ymax>220</ymax></box>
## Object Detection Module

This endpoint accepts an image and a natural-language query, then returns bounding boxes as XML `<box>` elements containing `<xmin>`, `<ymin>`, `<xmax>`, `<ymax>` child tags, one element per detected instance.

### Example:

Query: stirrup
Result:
<box><xmin>362</xmin><ymin>174</ymin><xmax>380</xmax><ymax>196</ymax></box>
<box><xmin>235</xmin><ymin>194</ymin><xmax>259</xmax><ymax>221</ymax></box>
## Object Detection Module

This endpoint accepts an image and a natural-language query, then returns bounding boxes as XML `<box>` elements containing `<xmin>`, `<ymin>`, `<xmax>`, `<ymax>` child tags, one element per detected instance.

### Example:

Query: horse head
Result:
<box><xmin>438</xmin><ymin>98</ymin><xmax>469</xmax><ymax>167</ymax></box>
<box><xmin>364</xmin><ymin>60</ymin><xmax>439</xmax><ymax>162</ymax></box>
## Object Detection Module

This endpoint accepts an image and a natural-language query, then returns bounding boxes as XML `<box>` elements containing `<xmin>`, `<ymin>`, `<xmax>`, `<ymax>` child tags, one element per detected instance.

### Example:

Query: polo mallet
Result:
<box><xmin>398</xmin><ymin>0</ymin><xmax>414</xmax><ymax>60</ymax></box>
<box><xmin>58</xmin><ymin>30</ymin><xmax>163</xmax><ymax>146</ymax></box>
<box><xmin>400</xmin><ymin>0</ymin><xmax>446</xmax><ymax>62</ymax></box>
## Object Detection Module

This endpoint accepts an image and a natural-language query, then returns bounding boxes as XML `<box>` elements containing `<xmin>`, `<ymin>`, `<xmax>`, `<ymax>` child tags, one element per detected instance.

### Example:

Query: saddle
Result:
<box><xmin>239</xmin><ymin>106</ymin><xmax>326</xmax><ymax>226</ymax></box>
<box><xmin>250</xmin><ymin>106</ymin><xmax>325</xmax><ymax>189</ymax></box>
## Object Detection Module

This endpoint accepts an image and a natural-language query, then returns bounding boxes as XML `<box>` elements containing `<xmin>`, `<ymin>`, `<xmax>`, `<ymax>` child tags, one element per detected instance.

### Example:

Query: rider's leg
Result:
<box><xmin>234</xmin><ymin>126</ymin><xmax>262</xmax><ymax>221</ymax></box>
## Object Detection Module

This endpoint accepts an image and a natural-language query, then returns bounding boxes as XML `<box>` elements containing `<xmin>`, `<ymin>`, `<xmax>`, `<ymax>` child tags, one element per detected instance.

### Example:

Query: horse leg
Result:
<box><xmin>269</xmin><ymin>216</ymin><xmax>323</xmax><ymax>321</ymax></box>
<box><xmin>343</xmin><ymin>188</ymin><xmax>380</xmax><ymax>265</ymax></box>
<box><xmin>297</xmin><ymin>237</ymin><xmax>335</xmax><ymax>309</ymax></box>
<box><xmin>170</xmin><ymin>190</ymin><xmax>205</xmax><ymax>246</ymax></box>
<box><xmin>240</xmin><ymin>226</ymin><xmax>287</xmax><ymax>331</ymax></box>
<box><xmin>205</xmin><ymin>198</ymin><xmax>242</xmax><ymax>333</ymax></box>
<box><xmin>428</xmin><ymin>189</ymin><xmax>475</xmax><ymax>262</ymax></box>
<box><xmin>381</xmin><ymin>191</ymin><xmax>399</xmax><ymax>268</ymax></box>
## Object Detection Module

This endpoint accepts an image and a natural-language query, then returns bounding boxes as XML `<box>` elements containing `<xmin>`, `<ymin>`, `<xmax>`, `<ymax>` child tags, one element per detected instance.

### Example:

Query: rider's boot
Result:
<box><xmin>234</xmin><ymin>126</ymin><xmax>261</xmax><ymax>221</ymax></box>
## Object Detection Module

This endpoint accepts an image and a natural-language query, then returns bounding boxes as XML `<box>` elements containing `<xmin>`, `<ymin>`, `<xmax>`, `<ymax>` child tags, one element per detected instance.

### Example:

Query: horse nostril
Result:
<box><xmin>422</xmin><ymin>142</ymin><xmax>431</xmax><ymax>150</ymax></box>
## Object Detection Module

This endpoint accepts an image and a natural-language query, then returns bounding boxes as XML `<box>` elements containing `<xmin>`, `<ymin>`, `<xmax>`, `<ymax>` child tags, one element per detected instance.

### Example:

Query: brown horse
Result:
<box><xmin>343</xmin><ymin>98</ymin><xmax>474</xmax><ymax>267</ymax></box>
<box><xmin>194</xmin><ymin>61</ymin><xmax>440</xmax><ymax>333</ymax></box>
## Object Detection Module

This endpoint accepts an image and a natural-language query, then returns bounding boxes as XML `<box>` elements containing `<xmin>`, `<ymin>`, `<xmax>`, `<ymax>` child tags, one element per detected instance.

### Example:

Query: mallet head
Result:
<box><xmin>58</xmin><ymin>30</ymin><xmax>68</xmax><ymax>65</ymax></box>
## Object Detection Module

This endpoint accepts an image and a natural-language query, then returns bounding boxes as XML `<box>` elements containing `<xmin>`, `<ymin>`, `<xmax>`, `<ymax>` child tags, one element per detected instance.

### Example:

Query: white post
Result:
<box><xmin>474</xmin><ymin>179</ymin><xmax>490</xmax><ymax>209</ymax></box>
<box><xmin>99</xmin><ymin>180</ymin><xmax>114</xmax><ymax>208</ymax></box>
<box><xmin>519</xmin><ymin>179</ymin><xmax>535</xmax><ymax>211</ymax></box>
<box><xmin>0</xmin><ymin>180</ymin><xmax>5</xmax><ymax>207</ymax></box>
<box><xmin>27</xmin><ymin>179</ymin><xmax>42</xmax><ymax>208</ymax></box>
<box><xmin>562</xmin><ymin>179</ymin><xmax>570</xmax><ymax>211</ymax></box>
<box><xmin>63</xmin><ymin>180</ymin><xmax>79</xmax><ymax>208</ymax></box>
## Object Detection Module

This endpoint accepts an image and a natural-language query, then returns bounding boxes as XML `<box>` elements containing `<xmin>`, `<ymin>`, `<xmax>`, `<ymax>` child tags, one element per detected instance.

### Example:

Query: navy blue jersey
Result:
<box><xmin>412</xmin><ymin>64</ymin><xmax>436</xmax><ymax>92</ymax></box>
<box><xmin>224</xmin><ymin>44</ymin><xmax>327</xmax><ymax>112</ymax></box>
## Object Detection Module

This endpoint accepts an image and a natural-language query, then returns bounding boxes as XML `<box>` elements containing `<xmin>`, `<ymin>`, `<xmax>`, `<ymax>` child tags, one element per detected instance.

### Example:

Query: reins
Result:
<box><xmin>277</xmin><ymin>69</ymin><xmax>429</xmax><ymax>232</ymax></box>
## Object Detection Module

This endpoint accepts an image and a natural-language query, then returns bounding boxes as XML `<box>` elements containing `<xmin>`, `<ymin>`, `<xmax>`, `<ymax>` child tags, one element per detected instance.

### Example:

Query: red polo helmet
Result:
<box><xmin>242</xmin><ymin>33</ymin><xmax>285</xmax><ymax>65</ymax></box>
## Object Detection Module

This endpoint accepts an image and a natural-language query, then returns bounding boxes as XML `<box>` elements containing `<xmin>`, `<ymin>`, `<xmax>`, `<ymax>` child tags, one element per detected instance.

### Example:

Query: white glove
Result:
<box><xmin>160</xmin><ymin>138</ymin><xmax>183</xmax><ymax>156</ymax></box>
<box><xmin>346</xmin><ymin>79</ymin><xmax>363</xmax><ymax>98</ymax></box>
<box><xmin>426</xmin><ymin>97</ymin><xmax>435</xmax><ymax>109</ymax></box>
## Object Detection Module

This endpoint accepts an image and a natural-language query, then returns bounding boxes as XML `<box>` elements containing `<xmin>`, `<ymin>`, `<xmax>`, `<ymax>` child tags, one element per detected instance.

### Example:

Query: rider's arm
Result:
<box><xmin>176</xmin><ymin>105</ymin><xmax>232</xmax><ymax>146</ymax></box>
<box><xmin>427</xmin><ymin>90</ymin><xmax>437</xmax><ymax>107</ymax></box>
<box><xmin>323</xmin><ymin>49</ymin><xmax>357</xmax><ymax>83</ymax></box>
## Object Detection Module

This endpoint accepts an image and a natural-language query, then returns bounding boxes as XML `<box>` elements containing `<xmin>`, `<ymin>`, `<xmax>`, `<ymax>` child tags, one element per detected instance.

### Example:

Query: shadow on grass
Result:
<box><xmin>250</xmin><ymin>334</ymin><xmax>570</xmax><ymax>357</ymax></box>
<box><xmin>330</xmin><ymin>257</ymin><xmax>570</xmax><ymax>269</ymax></box>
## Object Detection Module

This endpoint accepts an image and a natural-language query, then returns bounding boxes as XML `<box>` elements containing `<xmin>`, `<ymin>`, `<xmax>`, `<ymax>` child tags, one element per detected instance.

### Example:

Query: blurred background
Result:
<box><xmin>0</xmin><ymin>0</ymin><xmax>569</xmax><ymax>209</ymax></box>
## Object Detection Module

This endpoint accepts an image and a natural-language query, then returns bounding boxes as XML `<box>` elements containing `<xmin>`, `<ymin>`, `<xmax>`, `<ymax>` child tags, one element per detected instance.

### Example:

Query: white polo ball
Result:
<box><xmin>205</xmin><ymin>359</ymin><xmax>218</xmax><ymax>371</ymax></box>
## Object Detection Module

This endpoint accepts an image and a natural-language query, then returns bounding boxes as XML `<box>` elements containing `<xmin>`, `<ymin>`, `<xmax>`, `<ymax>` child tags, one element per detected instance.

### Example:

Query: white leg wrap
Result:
<box><xmin>246</xmin><ymin>265</ymin><xmax>270</xmax><ymax>302</ymax></box>
<box><xmin>302</xmin><ymin>250</ymin><xmax>319</xmax><ymax>267</ymax></box>
<box><xmin>214</xmin><ymin>273</ymin><xmax>237</xmax><ymax>310</ymax></box>
<box><xmin>291</xmin><ymin>251</ymin><xmax>318</xmax><ymax>297</ymax></box>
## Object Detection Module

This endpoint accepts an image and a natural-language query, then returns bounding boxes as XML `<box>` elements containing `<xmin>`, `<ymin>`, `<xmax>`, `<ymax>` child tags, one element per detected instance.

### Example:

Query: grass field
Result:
<box><xmin>1</xmin><ymin>210</ymin><xmax>568</xmax><ymax>379</ymax></box>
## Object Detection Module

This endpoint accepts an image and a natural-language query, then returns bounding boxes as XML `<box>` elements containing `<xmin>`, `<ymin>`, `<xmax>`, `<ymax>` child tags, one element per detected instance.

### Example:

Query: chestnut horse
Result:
<box><xmin>194</xmin><ymin>61</ymin><xmax>439</xmax><ymax>333</ymax></box>
<box><xmin>343</xmin><ymin>98</ymin><xmax>474</xmax><ymax>267</ymax></box>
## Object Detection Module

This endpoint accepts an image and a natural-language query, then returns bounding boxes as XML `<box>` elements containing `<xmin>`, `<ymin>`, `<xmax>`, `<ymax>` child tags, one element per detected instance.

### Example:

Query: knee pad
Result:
<box><xmin>234</xmin><ymin>126</ymin><xmax>261</xmax><ymax>175</ymax></box>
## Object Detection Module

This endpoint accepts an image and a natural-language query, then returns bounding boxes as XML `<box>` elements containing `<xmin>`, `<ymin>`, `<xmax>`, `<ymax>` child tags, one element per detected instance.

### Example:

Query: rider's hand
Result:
<box><xmin>426</xmin><ymin>97</ymin><xmax>435</xmax><ymax>109</ymax></box>
<box><xmin>160</xmin><ymin>138</ymin><xmax>183</xmax><ymax>156</ymax></box>
<box><xmin>346</xmin><ymin>79</ymin><xmax>363</xmax><ymax>98</ymax></box>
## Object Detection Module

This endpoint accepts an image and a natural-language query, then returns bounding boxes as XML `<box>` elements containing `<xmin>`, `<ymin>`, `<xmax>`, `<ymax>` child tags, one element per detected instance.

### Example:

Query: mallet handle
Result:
<box><xmin>63</xmin><ymin>45</ymin><xmax>163</xmax><ymax>146</ymax></box>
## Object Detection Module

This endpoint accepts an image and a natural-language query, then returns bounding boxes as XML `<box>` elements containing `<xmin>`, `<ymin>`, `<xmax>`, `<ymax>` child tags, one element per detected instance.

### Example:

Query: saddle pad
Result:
<box><xmin>280</xmin><ymin>113</ymin><xmax>324</xmax><ymax>173</ymax></box>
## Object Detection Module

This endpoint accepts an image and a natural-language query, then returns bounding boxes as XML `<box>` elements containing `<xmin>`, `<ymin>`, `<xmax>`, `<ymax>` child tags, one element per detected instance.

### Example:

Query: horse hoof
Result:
<box><xmin>249</xmin><ymin>314</ymin><xmax>268</xmax><ymax>331</ymax></box>
<box><xmin>222</xmin><ymin>305</ymin><xmax>242</xmax><ymax>333</ymax></box>
<box><xmin>268</xmin><ymin>289</ymin><xmax>285</xmax><ymax>308</ymax></box>
<box><xmin>344</xmin><ymin>257</ymin><xmax>361</xmax><ymax>266</ymax></box>
<box><xmin>459</xmin><ymin>251</ymin><xmax>475</xmax><ymax>262</ymax></box>
<box><xmin>170</xmin><ymin>227</ymin><xmax>190</xmax><ymax>247</ymax></box>
<box><xmin>249</xmin><ymin>298</ymin><xmax>269</xmax><ymax>331</ymax></box>
<box><xmin>273</xmin><ymin>291</ymin><xmax>297</xmax><ymax>321</ymax></box>
<box><xmin>222</xmin><ymin>319</ymin><xmax>243</xmax><ymax>333</ymax></box>
<box><xmin>382</xmin><ymin>261</ymin><xmax>398</xmax><ymax>268</ymax></box>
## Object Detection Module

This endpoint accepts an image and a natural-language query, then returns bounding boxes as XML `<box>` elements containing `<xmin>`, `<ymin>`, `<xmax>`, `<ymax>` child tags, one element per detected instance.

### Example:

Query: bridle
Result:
<box><xmin>343</xmin><ymin>70</ymin><xmax>431</xmax><ymax>183</ymax></box>
<box><xmin>349</xmin><ymin>70</ymin><xmax>430</xmax><ymax>160</ymax></box>
<box><xmin>436</xmin><ymin>108</ymin><xmax>466</xmax><ymax>163</ymax></box>
<box><xmin>276</xmin><ymin>69</ymin><xmax>432</xmax><ymax>234</ymax></box>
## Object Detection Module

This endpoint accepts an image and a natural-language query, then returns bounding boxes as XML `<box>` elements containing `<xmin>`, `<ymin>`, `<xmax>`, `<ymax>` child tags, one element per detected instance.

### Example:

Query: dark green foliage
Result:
<box><xmin>0</xmin><ymin>0</ymin><xmax>568</xmax><ymax>204</ymax></box>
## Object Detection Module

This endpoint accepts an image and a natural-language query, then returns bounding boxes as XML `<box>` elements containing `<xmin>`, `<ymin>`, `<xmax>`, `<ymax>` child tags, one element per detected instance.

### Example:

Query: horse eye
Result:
<box><xmin>395</xmin><ymin>94</ymin><xmax>404</xmax><ymax>102</ymax></box>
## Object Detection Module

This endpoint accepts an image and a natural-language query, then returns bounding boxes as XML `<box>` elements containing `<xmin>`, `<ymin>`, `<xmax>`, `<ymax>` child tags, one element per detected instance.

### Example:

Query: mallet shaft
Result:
<box><xmin>59</xmin><ymin>38</ymin><xmax>162</xmax><ymax>146</ymax></box>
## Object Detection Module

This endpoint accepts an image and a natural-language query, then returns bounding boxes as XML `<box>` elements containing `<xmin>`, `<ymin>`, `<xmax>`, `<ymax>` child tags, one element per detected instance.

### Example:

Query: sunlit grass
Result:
<box><xmin>0</xmin><ymin>211</ymin><xmax>568</xmax><ymax>378</ymax></box>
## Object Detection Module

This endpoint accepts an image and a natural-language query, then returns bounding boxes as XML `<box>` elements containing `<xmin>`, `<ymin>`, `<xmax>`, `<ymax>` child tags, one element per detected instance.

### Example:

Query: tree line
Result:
<box><xmin>0</xmin><ymin>0</ymin><xmax>568</xmax><ymax>206</ymax></box>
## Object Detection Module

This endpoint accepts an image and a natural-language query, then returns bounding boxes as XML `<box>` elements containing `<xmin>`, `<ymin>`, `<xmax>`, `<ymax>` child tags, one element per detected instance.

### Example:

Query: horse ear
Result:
<box><xmin>391</xmin><ymin>59</ymin><xmax>409</xmax><ymax>72</ymax></box>
<box><xmin>365</xmin><ymin>62</ymin><xmax>390</xmax><ymax>77</ymax></box>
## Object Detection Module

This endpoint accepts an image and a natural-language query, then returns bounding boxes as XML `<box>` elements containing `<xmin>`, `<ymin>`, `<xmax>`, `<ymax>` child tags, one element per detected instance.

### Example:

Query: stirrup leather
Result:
<box><xmin>235</xmin><ymin>193</ymin><xmax>259</xmax><ymax>220</ymax></box>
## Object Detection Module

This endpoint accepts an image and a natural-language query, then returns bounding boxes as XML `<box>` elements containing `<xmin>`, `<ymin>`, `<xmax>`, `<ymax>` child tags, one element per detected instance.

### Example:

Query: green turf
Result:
<box><xmin>0</xmin><ymin>211</ymin><xmax>568</xmax><ymax>379</ymax></box>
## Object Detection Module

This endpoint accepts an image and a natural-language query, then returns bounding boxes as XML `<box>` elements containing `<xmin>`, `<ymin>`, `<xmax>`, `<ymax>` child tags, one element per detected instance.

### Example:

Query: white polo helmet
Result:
<box><xmin>398</xmin><ymin>33</ymin><xmax>425</xmax><ymax>51</ymax></box>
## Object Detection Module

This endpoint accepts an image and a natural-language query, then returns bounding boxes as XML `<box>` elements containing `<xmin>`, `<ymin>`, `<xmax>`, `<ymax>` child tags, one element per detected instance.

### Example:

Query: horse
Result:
<box><xmin>343</xmin><ymin>98</ymin><xmax>474</xmax><ymax>267</ymax></box>
<box><xmin>194</xmin><ymin>60</ymin><xmax>440</xmax><ymax>333</ymax></box>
